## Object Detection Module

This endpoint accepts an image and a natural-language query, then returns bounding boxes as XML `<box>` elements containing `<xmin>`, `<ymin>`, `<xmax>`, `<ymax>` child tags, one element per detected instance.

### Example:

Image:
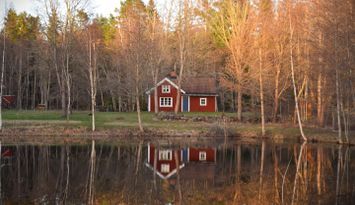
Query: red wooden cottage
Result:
<box><xmin>146</xmin><ymin>72</ymin><xmax>218</xmax><ymax>112</ymax></box>
<box><xmin>145</xmin><ymin>143</ymin><xmax>216</xmax><ymax>180</ymax></box>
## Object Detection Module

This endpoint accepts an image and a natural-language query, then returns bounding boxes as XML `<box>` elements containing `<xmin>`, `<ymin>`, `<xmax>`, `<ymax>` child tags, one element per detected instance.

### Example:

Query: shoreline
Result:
<box><xmin>0</xmin><ymin>124</ymin><xmax>353</xmax><ymax>145</ymax></box>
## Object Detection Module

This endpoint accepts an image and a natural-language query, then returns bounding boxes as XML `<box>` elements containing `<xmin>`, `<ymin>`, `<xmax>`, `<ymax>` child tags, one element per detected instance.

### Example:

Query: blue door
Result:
<box><xmin>183</xmin><ymin>96</ymin><xmax>189</xmax><ymax>112</ymax></box>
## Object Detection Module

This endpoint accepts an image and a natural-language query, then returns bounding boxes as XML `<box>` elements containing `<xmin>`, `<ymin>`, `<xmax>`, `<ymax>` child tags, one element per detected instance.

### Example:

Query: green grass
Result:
<box><xmin>3</xmin><ymin>110</ymin><xmax>350</xmax><ymax>144</ymax></box>
<box><xmin>2</xmin><ymin>110</ymin><xmax>233</xmax><ymax>131</ymax></box>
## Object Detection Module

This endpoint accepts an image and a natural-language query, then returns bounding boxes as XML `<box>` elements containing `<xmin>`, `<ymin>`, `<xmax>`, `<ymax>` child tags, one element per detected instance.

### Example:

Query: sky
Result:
<box><xmin>0</xmin><ymin>0</ymin><xmax>167</xmax><ymax>25</ymax></box>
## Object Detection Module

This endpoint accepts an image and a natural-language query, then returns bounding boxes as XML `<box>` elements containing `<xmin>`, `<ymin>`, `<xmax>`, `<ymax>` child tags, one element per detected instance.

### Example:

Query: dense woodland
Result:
<box><xmin>0</xmin><ymin>0</ymin><xmax>354</xmax><ymax>135</ymax></box>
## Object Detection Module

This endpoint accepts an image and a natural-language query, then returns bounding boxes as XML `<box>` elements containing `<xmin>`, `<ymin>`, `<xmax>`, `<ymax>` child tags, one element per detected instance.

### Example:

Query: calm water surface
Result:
<box><xmin>0</xmin><ymin>139</ymin><xmax>354</xmax><ymax>205</ymax></box>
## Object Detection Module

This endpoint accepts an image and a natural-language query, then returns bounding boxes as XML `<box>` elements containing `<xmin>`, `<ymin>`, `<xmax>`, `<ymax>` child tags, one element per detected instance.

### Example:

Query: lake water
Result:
<box><xmin>0</xmin><ymin>139</ymin><xmax>354</xmax><ymax>205</ymax></box>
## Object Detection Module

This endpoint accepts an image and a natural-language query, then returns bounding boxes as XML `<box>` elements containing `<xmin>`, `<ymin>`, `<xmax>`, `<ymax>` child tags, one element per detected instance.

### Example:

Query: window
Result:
<box><xmin>162</xmin><ymin>85</ymin><xmax>171</xmax><ymax>93</ymax></box>
<box><xmin>200</xmin><ymin>98</ymin><xmax>207</xmax><ymax>106</ymax></box>
<box><xmin>161</xmin><ymin>164</ymin><xmax>170</xmax><ymax>173</ymax></box>
<box><xmin>199</xmin><ymin>151</ymin><xmax>207</xmax><ymax>161</ymax></box>
<box><xmin>159</xmin><ymin>150</ymin><xmax>172</xmax><ymax>160</ymax></box>
<box><xmin>160</xmin><ymin>97</ymin><xmax>173</xmax><ymax>107</ymax></box>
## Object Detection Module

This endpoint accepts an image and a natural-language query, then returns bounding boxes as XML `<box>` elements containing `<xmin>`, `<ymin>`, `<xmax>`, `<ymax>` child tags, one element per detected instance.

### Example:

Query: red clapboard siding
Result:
<box><xmin>189</xmin><ymin>96</ymin><xmax>215</xmax><ymax>112</ymax></box>
<box><xmin>150</xmin><ymin>80</ymin><xmax>181</xmax><ymax>112</ymax></box>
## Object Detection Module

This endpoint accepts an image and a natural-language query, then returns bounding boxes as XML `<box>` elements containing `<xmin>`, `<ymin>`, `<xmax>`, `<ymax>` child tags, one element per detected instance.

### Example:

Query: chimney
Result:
<box><xmin>167</xmin><ymin>71</ymin><xmax>177</xmax><ymax>79</ymax></box>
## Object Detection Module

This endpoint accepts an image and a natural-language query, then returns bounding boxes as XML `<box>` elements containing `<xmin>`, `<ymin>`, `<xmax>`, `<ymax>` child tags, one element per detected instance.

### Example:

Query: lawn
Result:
<box><xmin>3</xmin><ymin>110</ymin><xmax>349</xmax><ymax>145</ymax></box>
<box><xmin>2</xmin><ymin>110</ymin><xmax>235</xmax><ymax>131</ymax></box>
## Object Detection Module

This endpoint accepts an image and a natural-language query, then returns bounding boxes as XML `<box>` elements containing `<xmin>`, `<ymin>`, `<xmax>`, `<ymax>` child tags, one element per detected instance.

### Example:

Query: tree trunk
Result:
<box><xmin>89</xmin><ymin>41</ymin><xmax>96</xmax><ymax>132</ymax></box>
<box><xmin>31</xmin><ymin>69</ymin><xmax>37</xmax><ymax>109</ymax></box>
<box><xmin>174</xmin><ymin>39</ymin><xmax>185</xmax><ymax>114</ymax></box>
<box><xmin>136</xmin><ymin>62</ymin><xmax>143</xmax><ymax>132</ymax></box>
<box><xmin>17</xmin><ymin>52</ymin><xmax>23</xmax><ymax>110</ymax></box>
<box><xmin>110</xmin><ymin>90</ymin><xmax>116</xmax><ymax>112</ymax></box>
<box><xmin>0</xmin><ymin>22</ymin><xmax>5</xmax><ymax>130</ymax></box>
<box><xmin>154</xmin><ymin>70</ymin><xmax>158</xmax><ymax>113</ymax></box>
<box><xmin>273</xmin><ymin>64</ymin><xmax>281</xmax><ymax>123</ymax></box>
<box><xmin>317</xmin><ymin>73</ymin><xmax>324</xmax><ymax>126</ymax></box>
<box><xmin>259</xmin><ymin>48</ymin><xmax>265</xmax><ymax>136</ymax></box>
<box><xmin>289</xmin><ymin>9</ymin><xmax>307</xmax><ymax>141</ymax></box>
<box><xmin>237</xmin><ymin>83</ymin><xmax>242</xmax><ymax>121</ymax></box>
<box><xmin>65</xmin><ymin>53</ymin><xmax>71</xmax><ymax>120</ymax></box>
<box><xmin>335</xmin><ymin>67</ymin><xmax>342</xmax><ymax>143</ymax></box>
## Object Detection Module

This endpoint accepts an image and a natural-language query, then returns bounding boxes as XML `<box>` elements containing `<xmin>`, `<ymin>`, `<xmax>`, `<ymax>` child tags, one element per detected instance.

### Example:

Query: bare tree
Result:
<box><xmin>288</xmin><ymin>1</ymin><xmax>307</xmax><ymax>141</ymax></box>
<box><xmin>0</xmin><ymin>1</ymin><xmax>6</xmax><ymax>131</ymax></box>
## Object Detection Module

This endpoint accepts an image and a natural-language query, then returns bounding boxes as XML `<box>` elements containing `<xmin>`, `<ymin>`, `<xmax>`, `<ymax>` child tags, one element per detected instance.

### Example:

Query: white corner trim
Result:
<box><xmin>188</xmin><ymin>96</ymin><xmax>190</xmax><ymax>112</ymax></box>
<box><xmin>181</xmin><ymin>96</ymin><xmax>183</xmax><ymax>112</ymax></box>
<box><xmin>147</xmin><ymin>143</ymin><xmax>150</xmax><ymax>162</ymax></box>
<box><xmin>148</xmin><ymin>95</ymin><xmax>151</xmax><ymax>112</ymax></box>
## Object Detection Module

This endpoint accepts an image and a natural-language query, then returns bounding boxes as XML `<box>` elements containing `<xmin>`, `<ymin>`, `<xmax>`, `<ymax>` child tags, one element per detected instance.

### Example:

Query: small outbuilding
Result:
<box><xmin>146</xmin><ymin>72</ymin><xmax>218</xmax><ymax>112</ymax></box>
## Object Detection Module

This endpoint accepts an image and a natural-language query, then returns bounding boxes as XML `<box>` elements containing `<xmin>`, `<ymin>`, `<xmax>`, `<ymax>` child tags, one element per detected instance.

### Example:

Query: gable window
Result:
<box><xmin>199</xmin><ymin>151</ymin><xmax>207</xmax><ymax>161</ymax></box>
<box><xmin>161</xmin><ymin>164</ymin><xmax>170</xmax><ymax>173</ymax></box>
<box><xmin>160</xmin><ymin>97</ymin><xmax>173</xmax><ymax>107</ymax></box>
<box><xmin>159</xmin><ymin>150</ymin><xmax>172</xmax><ymax>160</ymax></box>
<box><xmin>162</xmin><ymin>85</ymin><xmax>171</xmax><ymax>93</ymax></box>
<box><xmin>200</xmin><ymin>98</ymin><xmax>207</xmax><ymax>106</ymax></box>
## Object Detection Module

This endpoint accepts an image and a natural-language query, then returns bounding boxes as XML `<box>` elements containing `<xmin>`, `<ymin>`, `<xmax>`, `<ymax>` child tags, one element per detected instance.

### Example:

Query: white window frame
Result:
<box><xmin>159</xmin><ymin>150</ymin><xmax>172</xmax><ymax>160</ymax></box>
<box><xmin>200</xmin><ymin>98</ymin><xmax>207</xmax><ymax>106</ymax></box>
<box><xmin>162</xmin><ymin>85</ymin><xmax>171</xmax><ymax>93</ymax></box>
<box><xmin>160</xmin><ymin>97</ymin><xmax>173</xmax><ymax>107</ymax></box>
<box><xmin>161</xmin><ymin>164</ymin><xmax>170</xmax><ymax>173</ymax></box>
<box><xmin>199</xmin><ymin>151</ymin><xmax>207</xmax><ymax>161</ymax></box>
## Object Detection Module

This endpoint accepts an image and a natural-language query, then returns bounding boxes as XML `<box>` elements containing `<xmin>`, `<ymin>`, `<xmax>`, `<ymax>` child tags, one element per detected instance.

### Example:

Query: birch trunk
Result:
<box><xmin>89</xmin><ymin>41</ymin><xmax>97</xmax><ymax>132</ymax></box>
<box><xmin>273</xmin><ymin>63</ymin><xmax>281</xmax><ymax>122</ymax></box>
<box><xmin>153</xmin><ymin>70</ymin><xmax>158</xmax><ymax>113</ymax></box>
<box><xmin>259</xmin><ymin>48</ymin><xmax>265</xmax><ymax>136</ymax></box>
<box><xmin>289</xmin><ymin>7</ymin><xmax>307</xmax><ymax>141</ymax></box>
<box><xmin>317</xmin><ymin>73</ymin><xmax>324</xmax><ymax>126</ymax></box>
<box><xmin>0</xmin><ymin>16</ymin><xmax>5</xmax><ymax>130</ymax></box>
<box><xmin>17</xmin><ymin>52</ymin><xmax>23</xmax><ymax>110</ymax></box>
<box><xmin>237</xmin><ymin>83</ymin><xmax>242</xmax><ymax>121</ymax></box>
<box><xmin>135</xmin><ymin>59</ymin><xmax>143</xmax><ymax>132</ymax></box>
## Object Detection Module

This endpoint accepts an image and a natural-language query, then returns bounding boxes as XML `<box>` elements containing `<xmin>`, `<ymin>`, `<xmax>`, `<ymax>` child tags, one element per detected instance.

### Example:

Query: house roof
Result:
<box><xmin>173</xmin><ymin>77</ymin><xmax>218</xmax><ymax>95</ymax></box>
<box><xmin>146</xmin><ymin>76</ymin><xmax>218</xmax><ymax>95</ymax></box>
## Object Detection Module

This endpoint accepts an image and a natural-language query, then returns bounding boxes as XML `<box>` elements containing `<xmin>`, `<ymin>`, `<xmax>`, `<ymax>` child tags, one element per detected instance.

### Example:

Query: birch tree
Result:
<box><xmin>288</xmin><ymin>0</ymin><xmax>307</xmax><ymax>141</ymax></box>
<box><xmin>0</xmin><ymin>2</ymin><xmax>6</xmax><ymax>131</ymax></box>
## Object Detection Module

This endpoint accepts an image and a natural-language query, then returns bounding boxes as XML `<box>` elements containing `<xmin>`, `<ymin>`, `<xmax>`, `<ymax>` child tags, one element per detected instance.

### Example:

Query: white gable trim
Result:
<box><xmin>145</xmin><ymin>162</ymin><xmax>185</xmax><ymax>180</ymax></box>
<box><xmin>145</xmin><ymin>78</ymin><xmax>186</xmax><ymax>95</ymax></box>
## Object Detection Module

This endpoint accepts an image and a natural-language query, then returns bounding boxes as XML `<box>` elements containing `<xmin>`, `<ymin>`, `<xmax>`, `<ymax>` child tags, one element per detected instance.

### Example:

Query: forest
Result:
<box><xmin>0</xmin><ymin>0</ymin><xmax>354</xmax><ymax>139</ymax></box>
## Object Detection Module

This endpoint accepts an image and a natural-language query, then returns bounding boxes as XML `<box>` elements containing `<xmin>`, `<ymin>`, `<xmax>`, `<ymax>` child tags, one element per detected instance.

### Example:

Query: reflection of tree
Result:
<box><xmin>291</xmin><ymin>142</ymin><xmax>306</xmax><ymax>205</ymax></box>
<box><xmin>88</xmin><ymin>140</ymin><xmax>96</xmax><ymax>205</ymax></box>
<box><xmin>0</xmin><ymin>142</ymin><xmax>354</xmax><ymax>204</ymax></box>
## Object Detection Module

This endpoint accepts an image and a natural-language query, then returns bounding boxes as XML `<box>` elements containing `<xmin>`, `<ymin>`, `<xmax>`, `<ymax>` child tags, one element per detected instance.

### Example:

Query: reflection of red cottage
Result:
<box><xmin>145</xmin><ymin>72</ymin><xmax>218</xmax><ymax>112</ymax></box>
<box><xmin>185</xmin><ymin>147</ymin><xmax>216</xmax><ymax>163</ymax></box>
<box><xmin>145</xmin><ymin>144</ymin><xmax>216</xmax><ymax>180</ymax></box>
<box><xmin>145</xmin><ymin>143</ymin><xmax>185</xmax><ymax>180</ymax></box>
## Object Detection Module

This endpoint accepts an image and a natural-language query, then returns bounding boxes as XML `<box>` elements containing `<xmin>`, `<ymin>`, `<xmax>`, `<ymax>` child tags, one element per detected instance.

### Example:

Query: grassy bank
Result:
<box><xmin>1</xmin><ymin>110</ymin><xmax>353</xmax><ymax>144</ymax></box>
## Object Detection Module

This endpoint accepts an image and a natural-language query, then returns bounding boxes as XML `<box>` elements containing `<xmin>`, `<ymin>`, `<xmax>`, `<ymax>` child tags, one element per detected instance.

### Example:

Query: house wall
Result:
<box><xmin>189</xmin><ymin>96</ymin><xmax>216</xmax><ymax>112</ymax></box>
<box><xmin>188</xmin><ymin>147</ymin><xmax>215</xmax><ymax>162</ymax></box>
<box><xmin>150</xmin><ymin>80</ymin><xmax>181</xmax><ymax>112</ymax></box>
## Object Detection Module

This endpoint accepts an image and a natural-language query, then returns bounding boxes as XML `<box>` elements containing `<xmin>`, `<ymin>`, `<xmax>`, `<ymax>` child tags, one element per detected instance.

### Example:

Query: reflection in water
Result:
<box><xmin>0</xmin><ymin>140</ymin><xmax>354</xmax><ymax>204</ymax></box>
